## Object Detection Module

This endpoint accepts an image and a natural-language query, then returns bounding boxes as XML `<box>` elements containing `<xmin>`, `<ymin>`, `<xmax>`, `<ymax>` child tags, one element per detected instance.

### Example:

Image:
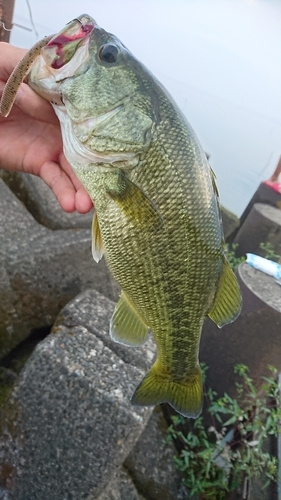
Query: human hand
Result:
<box><xmin>0</xmin><ymin>42</ymin><xmax>93</xmax><ymax>213</ymax></box>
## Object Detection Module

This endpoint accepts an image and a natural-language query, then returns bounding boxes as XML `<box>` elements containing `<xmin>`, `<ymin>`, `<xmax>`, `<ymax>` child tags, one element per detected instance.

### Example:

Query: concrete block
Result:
<box><xmin>54</xmin><ymin>288</ymin><xmax>156</xmax><ymax>372</ymax></box>
<box><xmin>230</xmin><ymin>182</ymin><xmax>281</xmax><ymax>242</ymax></box>
<box><xmin>0</xmin><ymin>170</ymin><xmax>93</xmax><ymax>230</ymax></box>
<box><xmin>95</xmin><ymin>468</ymin><xmax>146</xmax><ymax>500</ymax></box>
<box><xmin>124</xmin><ymin>407</ymin><xmax>188</xmax><ymax>500</ymax></box>
<box><xmin>0</xmin><ymin>318</ymin><xmax>153</xmax><ymax>499</ymax></box>
<box><xmin>233</xmin><ymin>203</ymin><xmax>281</xmax><ymax>258</ymax></box>
<box><xmin>0</xmin><ymin>178</ymin><xmax>119</xmax><ymax>359</ymax></box>
<box><xmin>200</xmin><ymin>262</ymin><xmax>281</xmax><ymax>399</ymax></box>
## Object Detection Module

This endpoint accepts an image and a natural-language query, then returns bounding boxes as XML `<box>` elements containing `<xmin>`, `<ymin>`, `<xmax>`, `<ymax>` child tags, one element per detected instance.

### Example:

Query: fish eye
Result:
<box><xmin>98</xmin><ymin>43</ymin><xmax>119</xmax><ymax>64</ymax></box>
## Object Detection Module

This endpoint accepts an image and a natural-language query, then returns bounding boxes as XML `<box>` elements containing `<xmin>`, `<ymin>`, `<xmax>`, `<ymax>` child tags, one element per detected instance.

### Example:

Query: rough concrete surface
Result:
<box><xmin>234</xmin><ymin>203</ymin><xmax>281</xmax><ymax>257</ymax></box>
<box><xmin>0</xmin><ymin>170</ymin><xmax>93</xmax><ymax>230</ymax></box>
<box><xmin>0</xmin><ymin>177</ymin><xmax>119</xmax><ymax>359</ymax></box>
<box><xmin>239</xmin><ymin>182</ymin><xmax>281</xmax><ymax>228</ymax></box>
<box><xmin>95</xmin><ymin>468</ymin><xmax>146</xmax><ymax>500</ymax></box>
<box><xmin>124</xmin><ymin>407</ymin><xmax>189</xmax><ymax>500</ymax></box>
<box><xmin>54</xmin><ymin>288</ymin><xmax>156</xmax><ymax>373</ymax></box>
<box><xmin>239</xmin><ymin>260</ymin><xmax>281</xmax><ymax>313</ymax></box>
<box><xmin>0</xmin><ymin>322</ymin><xmax>153</xmax><ymax>500</ymax></box>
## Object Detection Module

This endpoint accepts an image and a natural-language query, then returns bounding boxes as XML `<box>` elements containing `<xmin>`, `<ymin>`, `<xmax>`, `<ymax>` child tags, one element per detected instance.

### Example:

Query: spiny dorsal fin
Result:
<box><xmin>208</xmin><ymin>257</ymin><xmax>242</xmax><ymax>328</ymax></box>
<box><xmin>110</xmin><ymin>290</ymin><xmax>149</xmax><ymax>346</ymax></box>
<box><xmin>91</xmin><ymin>210</ymin><xmax>104</xmax><ymax>263</ymax></box>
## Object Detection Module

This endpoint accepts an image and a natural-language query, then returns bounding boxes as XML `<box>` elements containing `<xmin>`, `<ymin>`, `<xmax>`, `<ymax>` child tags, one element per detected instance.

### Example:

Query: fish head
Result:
<box><xmin>28</xmin><ymin>15</ymin><xmax>95</xmax><ymax>106</ymax></box>
<box><xmin>29</xmin><ymin>14</ymin><xmax>156</xmax><ymax>169</ymax></box>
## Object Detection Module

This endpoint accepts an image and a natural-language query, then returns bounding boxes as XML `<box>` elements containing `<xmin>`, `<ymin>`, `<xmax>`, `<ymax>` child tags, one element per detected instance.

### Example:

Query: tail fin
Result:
<box><xmin>131</xmin><ymin>362</ymin><xmax>203</xmax><ymax>418</ymax></box>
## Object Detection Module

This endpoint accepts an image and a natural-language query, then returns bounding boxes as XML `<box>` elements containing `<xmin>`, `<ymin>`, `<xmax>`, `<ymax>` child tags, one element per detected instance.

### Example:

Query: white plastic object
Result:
<box><xmin>246</xmin><ymin>253</ymin><xmax>281</xmax><ymax>279</ymax></box>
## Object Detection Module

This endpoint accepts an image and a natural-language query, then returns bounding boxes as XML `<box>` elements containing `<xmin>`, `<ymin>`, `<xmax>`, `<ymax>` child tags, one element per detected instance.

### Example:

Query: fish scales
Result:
<box><xmin>0</xmin><ymin>14</ymin><xmax>242</xmax><ymax>418</ymax></box>
<box><xmin>77</xmin><ymin>92</ymin><xmax>221</xmax><ymax>378</ymax></box>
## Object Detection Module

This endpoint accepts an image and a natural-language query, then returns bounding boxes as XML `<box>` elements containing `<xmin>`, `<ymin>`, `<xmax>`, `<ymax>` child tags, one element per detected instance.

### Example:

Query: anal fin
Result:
<box><xmin>208</xmin><ymin>258</ymin><xmax>242</xmax><ymax>328</ymax></box>
<box><xmin>110</xmin><ymin>291</ymin><xmax>149</xmax><ymax>346</ymax></box>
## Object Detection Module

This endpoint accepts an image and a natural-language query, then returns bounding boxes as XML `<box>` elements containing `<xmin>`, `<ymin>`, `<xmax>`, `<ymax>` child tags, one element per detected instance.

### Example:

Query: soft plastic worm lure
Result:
<box><xmin>0</xmin><ymin>35</ymin><xmax>54</xmax><ymax>117</ymax></box>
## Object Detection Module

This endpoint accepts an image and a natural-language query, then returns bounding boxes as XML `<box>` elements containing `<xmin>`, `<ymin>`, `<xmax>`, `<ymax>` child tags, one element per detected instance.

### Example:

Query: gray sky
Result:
<box><xmin>10</xmin><ymin>0</ymin><xmax>281</xmax><ymax>216</ymax></box>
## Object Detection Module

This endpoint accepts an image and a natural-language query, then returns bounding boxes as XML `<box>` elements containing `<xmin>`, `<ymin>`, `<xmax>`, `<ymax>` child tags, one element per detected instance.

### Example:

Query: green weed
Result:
<box><xmin>167</xmin><ymin>364</ymin><xmax>280</xmax><ymax>499</ymax></box>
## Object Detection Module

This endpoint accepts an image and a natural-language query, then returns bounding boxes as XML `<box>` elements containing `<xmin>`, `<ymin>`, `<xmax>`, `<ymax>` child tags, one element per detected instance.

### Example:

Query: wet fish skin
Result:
<box><xmin>1</xmin><ymin>14</ymin><xmax>242</xmax><ymax>418</ymax></box>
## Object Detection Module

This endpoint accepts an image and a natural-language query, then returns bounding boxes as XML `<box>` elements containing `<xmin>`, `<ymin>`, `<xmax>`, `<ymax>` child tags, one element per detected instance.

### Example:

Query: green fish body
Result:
<box><xmin>2</xmin><ymin>15</ymin><xmax>242</xmax><ymax>418</ymax></box>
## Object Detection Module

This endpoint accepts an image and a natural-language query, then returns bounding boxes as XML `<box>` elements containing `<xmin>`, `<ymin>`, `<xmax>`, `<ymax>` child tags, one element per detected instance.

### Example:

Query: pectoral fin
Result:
<box><xmin>110</xmin><ymin>291</ymin><xmax>149</xmax><ymax>346</ymax></box>
<box><xmin>91</xmin><ymin>210</ymin><xmax>104</xmax><ymax>263</ymax></box>
<box><xmin>208</xmin><ymin>258</ymin><xmax>242</xmax><ymax>328</ymax></box>
<box><xmin>107</xmin><ymin>171</ymin><xmax>163</xmax><ymax>231</ymax></box>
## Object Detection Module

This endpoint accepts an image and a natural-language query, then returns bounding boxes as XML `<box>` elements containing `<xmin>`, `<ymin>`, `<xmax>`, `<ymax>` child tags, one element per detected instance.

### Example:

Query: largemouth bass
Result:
<box><xmin>0</xmin><ymin>14</ymin><xmax>242</xmax><ymax>418</ymax></box>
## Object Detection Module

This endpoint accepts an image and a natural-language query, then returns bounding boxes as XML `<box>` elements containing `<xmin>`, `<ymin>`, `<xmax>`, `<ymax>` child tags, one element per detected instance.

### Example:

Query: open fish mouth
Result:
<box><xmin>0</xmin><ymin>15</ymin><xmax>96</xmax><ymax>117</ymax></box>
<box><xmin>42</xmin><ymin>14</ymin><xmax>95</xmax><ymax>69</ymax></box>
<box><xmin>28</xmin><ymin>15</ymin><xmax>96</xmax><ymax>105</ymax></box>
